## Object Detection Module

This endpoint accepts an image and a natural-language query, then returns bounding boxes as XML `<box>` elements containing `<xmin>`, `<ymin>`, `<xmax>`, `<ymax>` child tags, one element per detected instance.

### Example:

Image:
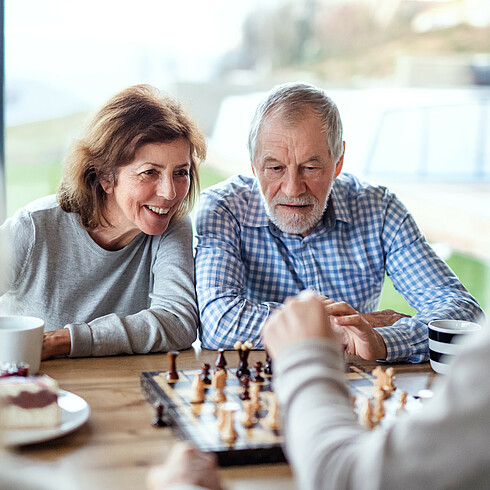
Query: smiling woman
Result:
<box><xmin>90</xmin><ymin>140</ymin><xmax>193</xmax><ymax>250</ymax></box>
<box><xmin>0</xmin><ymin>84</ymin><xmax>206</xmax><ymax>361</ymax></box>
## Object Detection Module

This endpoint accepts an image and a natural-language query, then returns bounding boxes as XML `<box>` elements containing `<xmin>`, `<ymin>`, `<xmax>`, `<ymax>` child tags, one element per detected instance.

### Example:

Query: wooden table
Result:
<box><xmin>8</xmin><ymin>346</ymin><xmax>436</xmax><ymax>490</ymax></box>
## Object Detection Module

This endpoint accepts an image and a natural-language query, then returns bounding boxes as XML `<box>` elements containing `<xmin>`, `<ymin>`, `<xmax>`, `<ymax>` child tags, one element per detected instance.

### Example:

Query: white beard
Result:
<box><xmin>259</xmin><ymin>188</ymin><xmax>331</xmax><ymax>236</ymax></box>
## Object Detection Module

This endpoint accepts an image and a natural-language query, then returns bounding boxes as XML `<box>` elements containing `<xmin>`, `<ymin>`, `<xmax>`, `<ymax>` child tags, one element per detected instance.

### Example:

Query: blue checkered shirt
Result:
<box><xmin>195</xmin><ymin>173</ymin><xmax>482</xmax><ymax>361</ymax></box>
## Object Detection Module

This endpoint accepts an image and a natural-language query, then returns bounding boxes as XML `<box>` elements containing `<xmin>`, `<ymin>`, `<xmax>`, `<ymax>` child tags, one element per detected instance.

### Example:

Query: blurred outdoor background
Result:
<box><xmin>3</xmin><ymin>0</ymin><xmax>490</xmax><ymax>315</ymax></box>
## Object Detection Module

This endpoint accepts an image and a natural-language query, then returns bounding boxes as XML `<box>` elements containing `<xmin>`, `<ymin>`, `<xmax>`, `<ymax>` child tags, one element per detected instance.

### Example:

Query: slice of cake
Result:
<box><xmin>0</xmin><ymin>362</ymin><xmax>30</xmax><ymax>378</ymax></box>
<box><xmin>0</xmin><ymin>375</ymin><xmax>61</xmax><ymax>429</ymax></box>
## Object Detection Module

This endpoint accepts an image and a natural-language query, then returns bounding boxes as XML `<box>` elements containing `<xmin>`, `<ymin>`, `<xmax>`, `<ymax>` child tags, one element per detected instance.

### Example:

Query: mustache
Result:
<box><xmin>271</xmin><ymin>195</ymin><xmax>318</xmax><ymax>206</ymax></box>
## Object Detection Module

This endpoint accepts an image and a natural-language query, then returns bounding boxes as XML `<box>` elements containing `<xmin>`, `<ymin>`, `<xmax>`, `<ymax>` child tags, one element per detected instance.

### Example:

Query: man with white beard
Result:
<box><xmin>195</xmin><ymin>82</ymin><xmax>482</xmax><ymax>362</ymax></box>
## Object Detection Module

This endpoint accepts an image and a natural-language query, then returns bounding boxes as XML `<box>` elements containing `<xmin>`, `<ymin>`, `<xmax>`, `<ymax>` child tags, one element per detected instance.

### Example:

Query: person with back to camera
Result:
<box><xmin>145</xmin><ymin>290</ymin><xmax>490</xmax><ymax>490</ymax></box>
<box><xmin>195</xmin><ymin>82</ymin><xmax>482</xmax><ymax>362</ymax></box>
<box><xmin>0</xmin><ymin>84</ymin><xmax>206</xmax><ymax>360</ymax></box>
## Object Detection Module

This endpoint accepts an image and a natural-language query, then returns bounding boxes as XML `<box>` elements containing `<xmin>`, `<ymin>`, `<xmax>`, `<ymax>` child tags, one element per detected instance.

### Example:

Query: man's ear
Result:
<box><xmin>334</xmin><ymin>142</ymin><xmax>345</xmax><ymax>178</ymax></box>
<box><xmin>251</xmin><ymin>163</ymin><xmax>256</xmax><ymax>176</ymax></box>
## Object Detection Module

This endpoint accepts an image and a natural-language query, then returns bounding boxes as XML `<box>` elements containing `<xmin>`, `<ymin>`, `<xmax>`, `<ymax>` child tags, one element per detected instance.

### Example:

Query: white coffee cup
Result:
<box><xmin>428</xmin><ymin>319</ymin><xmax>482</xmax><ymax>374</ymax></box>
<box><xmin>0</xmin><ymin>316</ymin><xmax>45</xmax><ymax>374</ymax></box>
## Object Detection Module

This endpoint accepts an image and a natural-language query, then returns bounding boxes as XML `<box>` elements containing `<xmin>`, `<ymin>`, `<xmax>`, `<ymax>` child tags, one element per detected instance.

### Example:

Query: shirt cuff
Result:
<box><xmin>376</xmin><ymin>325</ymin><xmax>413</xmax><ymax>362</ymax></box>
<box><xmin>65</xmin><ymin>323</ymin><xmax>93</xmax><ymax>357</ymax></box>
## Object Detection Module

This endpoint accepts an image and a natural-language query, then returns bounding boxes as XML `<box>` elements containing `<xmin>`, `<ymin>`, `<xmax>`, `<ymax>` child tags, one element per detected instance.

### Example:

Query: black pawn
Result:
<box><xmin>152</xmin><ymin>403</ymin><xmax>170</xmax><ymax>427</ymax></box>
<box><xmin>252</xmin><ymin>361</ymin><xmax>264</xmax><ymax>383</ymax></box>
<box><xmin>264</xmin><ymin>350</ymin><xmax>273</xmax><ymax>376</ymax></box>
<box><xmin>236</xmin><ymin>348</ymin><xmax>251</xmax><ymax>379</ymax></box>
<box><xmin>215</xmin><ymin>349</ymin><xmax>227</xmax><ymax>370</ymax></box>
<box><xmin>201</xmin><ymin>363</ymin><xmax>211</xmax><ymax>385</ymax></box>
<box><xmin>239</xmin><ymin>376</ymin><xmax>251</xmax><ymax>401</ymax></box>
<box><xmin>166</xmin><ymin>351</ymin><xmax>179</xmax><ymax>381</ymax></box>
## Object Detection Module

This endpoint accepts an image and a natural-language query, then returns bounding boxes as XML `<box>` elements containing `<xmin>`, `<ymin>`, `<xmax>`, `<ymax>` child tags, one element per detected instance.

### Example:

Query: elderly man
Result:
<box><xmin>195</xmin><ymin>82</ymin><xmax>482</xmax><ymax>362</ymax></box>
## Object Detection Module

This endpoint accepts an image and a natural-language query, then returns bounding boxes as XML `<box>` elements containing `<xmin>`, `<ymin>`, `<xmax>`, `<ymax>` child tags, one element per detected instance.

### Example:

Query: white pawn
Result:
<box><xmin>216</xmin><ymin>404</ymin><xmax>226</xmax><ymax>431</ymax></box>
<box><xmin>250</xmin><ymin>382</ymin><xmax>262</xmax><ymax>412</ymax></box>
<box><xmin>190</xmin><ymin>373</ymin><xmax>205</xmax><ymax>404</ymax></box>
<box><xmin>240</xmin><ymin>400</ymin><xmax>256</xmax><ymax>428</ymax></box>
<box><xmin>360</xmin><ymin>397</ymin><xmax>375</xmax><ymax>429</ymax></box>
<box><xmin>212</xmin><ymin>369</ymin><xmax>227</xmax><ymax>403</ymax></box>
<box><xmin>263</xmin><ymin>393</ymin><xmax>280</xmax><ymax>430</ymax></box>
<box><xmin>373</xmin><ymin>389</ymin><xmax>385</xmax><ymax>422</ymax></box>
<box><xmin>220</xmin><ymin>408</ymin><xmax>237</xmax><ymax>444</ymax></box>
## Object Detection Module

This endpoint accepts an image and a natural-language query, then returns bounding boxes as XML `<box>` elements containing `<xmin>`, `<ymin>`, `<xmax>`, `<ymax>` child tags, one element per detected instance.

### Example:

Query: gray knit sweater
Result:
<box><xmin>0</xmin><ymin>195</ymin><xmax>198</xmax><ymax>357</ymax></box>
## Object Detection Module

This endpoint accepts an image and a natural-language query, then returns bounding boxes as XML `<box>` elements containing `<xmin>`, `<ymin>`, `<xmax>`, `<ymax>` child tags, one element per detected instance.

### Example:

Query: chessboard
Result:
<box><xmin>140</xmin><ymin>354</ymin><xmax>422</xmax><ymax>467</ymax></box>
<box><xmin>141</xmin><ymin>366</ymin><xmax>282</xmax><ymax>466</ymax></box>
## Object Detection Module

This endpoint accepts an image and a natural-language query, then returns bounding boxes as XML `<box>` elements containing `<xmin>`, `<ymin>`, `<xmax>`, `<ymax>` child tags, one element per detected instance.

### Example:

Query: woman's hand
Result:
<box><xmin>42</xmin><ymin>329</ymin><xmax>71</xmax><ymax>360</ymax></box>
<box><xmin>147</xmin><ymin>442</ymin><xmax>223</xmax><ymax>490</ymax></box>
<box><xmin>262</xmin><ymin>290</ymin><xmax>341</xmax><ymax>359</ymax></box>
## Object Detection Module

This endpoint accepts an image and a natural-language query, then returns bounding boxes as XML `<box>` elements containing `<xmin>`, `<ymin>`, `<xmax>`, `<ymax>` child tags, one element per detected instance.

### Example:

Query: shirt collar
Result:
<box><xmin>243</xmin><ymin>179</ymin><xmax>271</xmax><ymax>228</ymax></box>
<box><xmin>330</xmin><ymin>179</ymin><xmax>352</xmax><ymax>224</ymax></box>
<box><xmin>244</xmin><ymin>177</ymin><xmax>352</xmax><ymax>229</ymax></box>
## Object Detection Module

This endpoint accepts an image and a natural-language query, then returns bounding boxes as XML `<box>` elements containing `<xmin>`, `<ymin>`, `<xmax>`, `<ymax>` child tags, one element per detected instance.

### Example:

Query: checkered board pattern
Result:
<box><xmin>141</xmin><ymin>368</ymin><xmax>283</xmax><ymax>466</ymax></box>
<box><xmin>347</xmin><ymin>363</ymin><xmax>422</xmax><ymax>425</ymax></box>
<box><xmin>140</xmin><ymin>363</ymin><xmax>420</xmax><ymax>466</ymax></box>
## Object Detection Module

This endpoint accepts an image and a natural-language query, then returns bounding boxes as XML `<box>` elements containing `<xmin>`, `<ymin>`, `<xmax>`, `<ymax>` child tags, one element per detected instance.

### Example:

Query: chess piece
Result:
<box><xmin>251</xmin><ymin>362</ymin><xmax>264</xmax><ymax>383</ymax></box>
<box><xmin>220</xmin><ymin>408</ymin><xmax>237</xmax><ymax>444</ymax></box>
<box><xmin>239</xmin><ymin>375</ymin><xmax>251</xmax><ymax>401</ymax></box>
<box><xmin>190</xmin><ymin>373</ymin><xmax>205</xmax><ymax>404</ymax></box>
<box><xmin>360</xmin><ymin>398</ymin><xmax>375</xmax><ymax>429</ymax></box>
<box><xmin>215</xmin><ymin>349</ymin><xmax>227</xmax><ymax>370</ymax></box>
<box><xmin>216</xmin><ymin>404</ymin><xmax>226</xmax><ymax>431</ymax></box>
<box><xmin>385</xmin><ymin>367</ymin><xmax>396</xmax><ymax>393</ymax></box>
<box><xmin>166</xmin><ymin>351</ymin><xmax>179</xmax><ymax>382</ymax></box>
<box><xmin>250</xmin><ymin>382</ymin><xmax>262</xmax><ymax>412</ymax></box>
<box><xmin>201</xmin><ymin>363</ymin><xmax>211</xmax><ymax>385</ymax></box>
<box><xmin>235</xmin><ymin>341</ymin><xmax>253</xmax><ymax>378</ymax></box>
<box><xmin>397</xmin><ymin>391</ymin><xmax>408</xmax><ymax>413</ymax></box>
<box><xmin>264</xmin><ymin>349</ymin><xmax>273</xmax><ymax>376</ymax></box>
<box><xmin>212</xmin><ymin>368</ymin><xmax>227</xmax><ymax>403</ymax></box>
<box><xmin>240</xmin><ymin>400</ymin><xmax>256</xmax><ymax>428</ymax></box>
<box><xmin>263</xmin><ymin>393</ymin><xmax>280</xmax><ymax>430</ymax></box>
<box><xmin>372</xmin><ymin>366</ymin><xmax>396</xmax><ymax>395</ymax></box>
<box><xmin>152</xmin><ymin>403</ymin><xmax>170</xmax><ymax>427</ymax></box>
<box><xmin>350</xmin><ymin>395</ymin><xmax>357</xmax><ymax>410</ymax></box>
<box><xmin>373</xmin><ymin>389</ymin><xmax>385</xmax><ymax>422</ymax></box>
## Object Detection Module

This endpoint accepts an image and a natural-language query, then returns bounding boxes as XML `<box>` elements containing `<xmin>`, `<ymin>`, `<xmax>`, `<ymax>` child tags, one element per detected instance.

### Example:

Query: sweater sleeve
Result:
<box><xmin>274</xmin><ymin>329</ymin><xmax>490</xmax><ymax>490</ymax></box>
<box><xmin>0</xmin><ymin>209</ymin><xmax>35</xmax><ymax>296</ymax></box>
<box><xmin>67</xmin><ymin>217</ymin><xmax>198</xmax><ymax>357</ymax></box>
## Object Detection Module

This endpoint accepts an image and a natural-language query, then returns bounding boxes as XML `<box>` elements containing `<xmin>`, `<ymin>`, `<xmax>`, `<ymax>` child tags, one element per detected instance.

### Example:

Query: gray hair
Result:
<box><xmin>248</xmin><ymin>82</ymin><xmax>343</xmax><ymax>165</ymax></box>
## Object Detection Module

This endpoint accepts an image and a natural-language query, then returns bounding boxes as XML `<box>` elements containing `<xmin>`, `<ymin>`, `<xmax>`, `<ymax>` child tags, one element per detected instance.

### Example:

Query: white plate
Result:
<box><xmin>3</xmin><ymin>389</ymin><xmax>90</xmax><ymax>446</ymax></box>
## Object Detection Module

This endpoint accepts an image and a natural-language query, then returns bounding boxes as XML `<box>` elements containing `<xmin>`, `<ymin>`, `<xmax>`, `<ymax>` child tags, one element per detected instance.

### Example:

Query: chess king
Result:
<box><xmin>195</xmin><ymin>82</ymin><xmax>482</xmax><ymax>362</ymax></box>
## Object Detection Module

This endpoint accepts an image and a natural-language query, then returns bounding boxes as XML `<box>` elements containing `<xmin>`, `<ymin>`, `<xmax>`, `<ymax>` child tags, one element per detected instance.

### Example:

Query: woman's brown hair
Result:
<box><xmin>58</xmin><ymin>84</ymin><xmax>206</xmax><ymax>229</ymax></box>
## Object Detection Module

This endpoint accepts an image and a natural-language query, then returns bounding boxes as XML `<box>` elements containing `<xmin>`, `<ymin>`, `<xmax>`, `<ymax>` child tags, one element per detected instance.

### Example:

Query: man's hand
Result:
<box><xmin>262</xmin><ymin>290</ymin><xmax>341</xmax><ymax>359</ymax></box>
<box><xmin>361</xmin><ymin>309</ymin><xmax>411</xmax><ymax>328</ymax></box>
<box><xmin>42</xmin><ymin>329</ymin><xmax>71</xmax><ymax>360</ymax></box>
<box><xmin>325</xmin><ymin>302</ymin><xmax>390</xmax><ymax>360</ymax></box>
<box><xmin>146</xmin><ymin>442</ymin><xmax>223</xmax><ymax>490</ymax></box>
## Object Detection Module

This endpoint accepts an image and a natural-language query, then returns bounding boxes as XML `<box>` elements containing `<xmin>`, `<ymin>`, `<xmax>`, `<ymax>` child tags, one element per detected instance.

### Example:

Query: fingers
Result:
<box><xmin>263</xmin><ymin>292</ymin><xmax>341</xmax><ymax>359</ymax></box>
<box><xmin>325</xmin><ymin>301</ymin><xmax>357</xmax><ymax>317</ymax></box>
<box><xmin>147</xmin><ymin>442</ymin><xmax>222</xmax><ymax>490</ymax></box>
<box><xmin>334</xmin><ymin>314</ymin><xmax>372</xmax><ymax>334</ymax></box>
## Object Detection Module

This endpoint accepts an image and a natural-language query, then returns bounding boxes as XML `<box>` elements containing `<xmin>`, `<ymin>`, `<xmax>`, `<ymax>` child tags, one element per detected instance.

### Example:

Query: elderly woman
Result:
<box><xmin>0</xmin><ymin>84</ymin><xmax>205</xmax><ymax>360</ymax></box>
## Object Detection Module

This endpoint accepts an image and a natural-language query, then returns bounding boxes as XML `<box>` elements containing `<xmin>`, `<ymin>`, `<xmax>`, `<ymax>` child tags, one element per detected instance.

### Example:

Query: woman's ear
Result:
<box><xmin>100</xmin><ymin>177</ymin><xmax>114</xmax><ymax>194</ymax></box>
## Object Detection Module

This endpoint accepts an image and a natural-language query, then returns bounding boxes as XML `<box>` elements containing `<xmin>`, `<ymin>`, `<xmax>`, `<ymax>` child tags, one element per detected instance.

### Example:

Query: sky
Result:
<box><xmin>5</xmin><ymin>0</ymin><xmax>260</xmax><ymax>109</ymax></box>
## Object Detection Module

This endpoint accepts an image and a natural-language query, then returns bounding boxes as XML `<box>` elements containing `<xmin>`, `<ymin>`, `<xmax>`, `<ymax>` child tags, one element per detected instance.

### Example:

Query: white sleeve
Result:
<box><xmin>273</xmin><ymin>329</ymin><xmax>490</xmax><ymax>490</ymax></box>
